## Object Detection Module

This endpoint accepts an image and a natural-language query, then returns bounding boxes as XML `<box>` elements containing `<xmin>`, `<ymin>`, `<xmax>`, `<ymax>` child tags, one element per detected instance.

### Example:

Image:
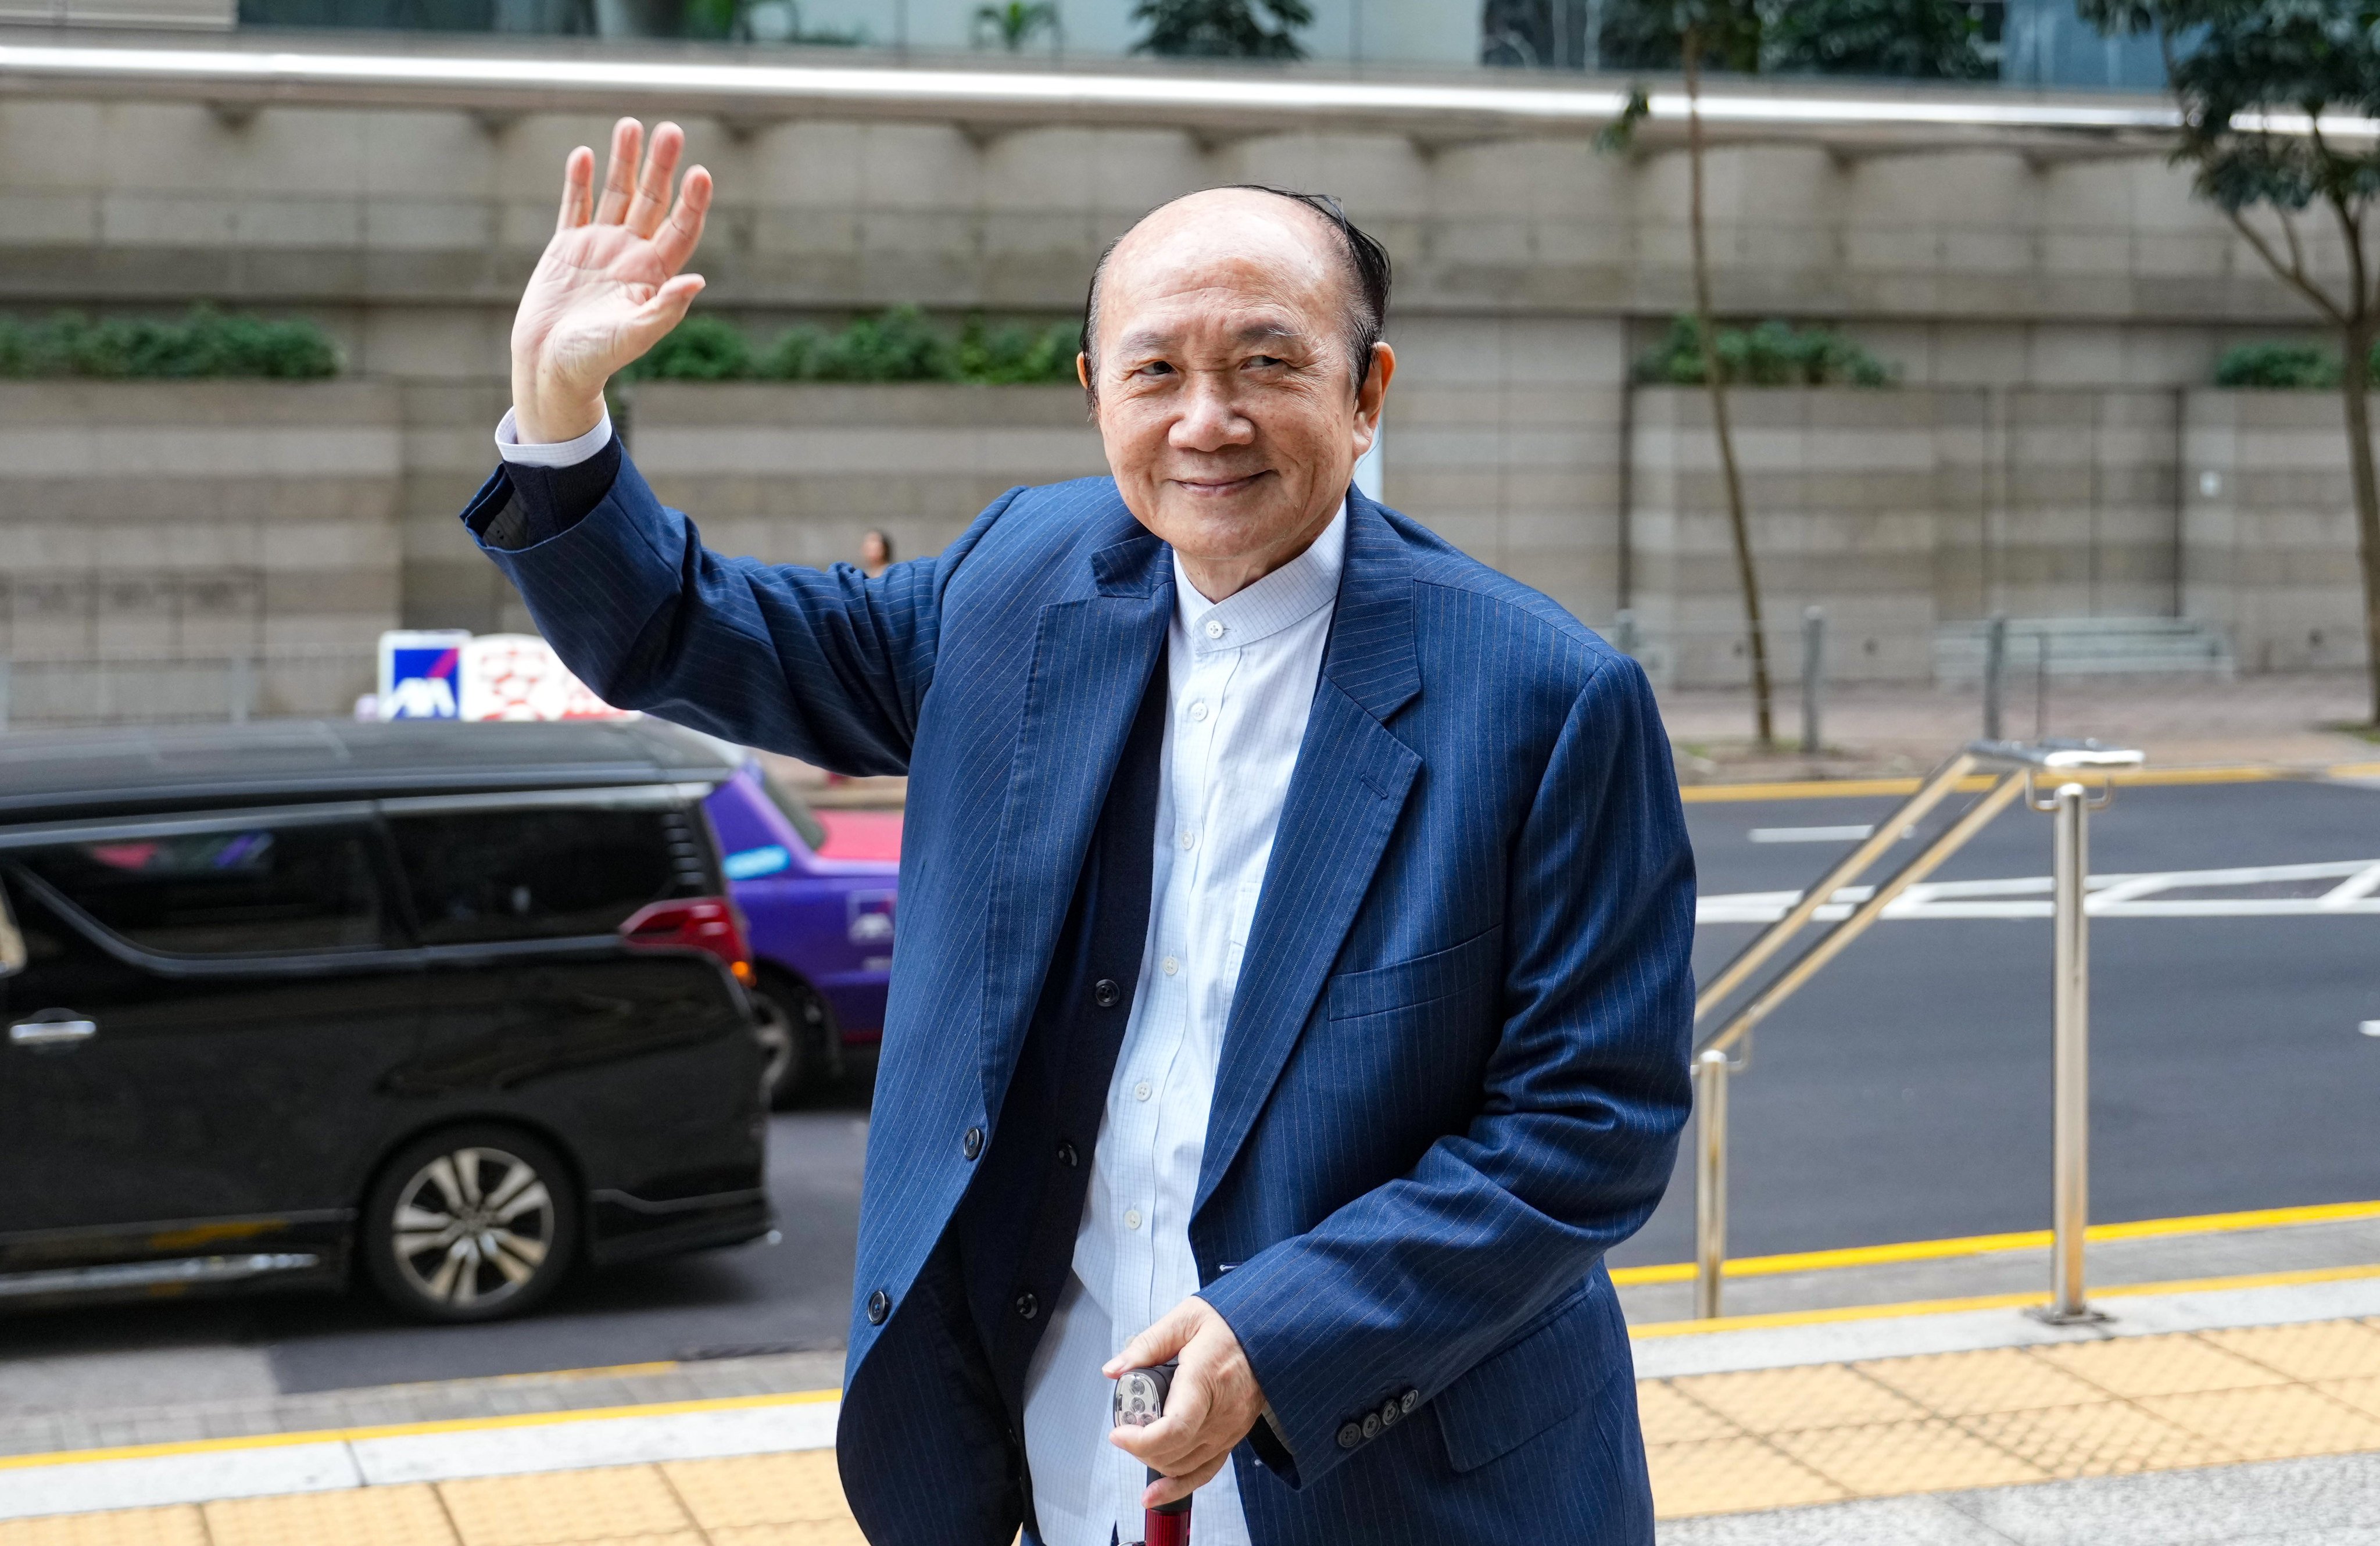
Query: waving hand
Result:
<box><xmin>510</xmin><ymin>118</ymin><xmax>712</xmax><ymax>444</ymax></box>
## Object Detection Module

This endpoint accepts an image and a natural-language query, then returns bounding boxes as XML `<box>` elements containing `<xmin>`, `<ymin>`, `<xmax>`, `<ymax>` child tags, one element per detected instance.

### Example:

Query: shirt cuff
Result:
<box><xmin>496</xmin><ymin>406</ymin><xmax>614</xmax><ymax>468</ymax></box>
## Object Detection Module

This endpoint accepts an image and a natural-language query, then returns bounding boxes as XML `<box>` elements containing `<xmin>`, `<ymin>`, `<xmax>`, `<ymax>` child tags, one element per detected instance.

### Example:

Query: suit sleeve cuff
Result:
<box><xmin>496</xmin><ymin>406</ymin><xmax>614</xmax><ymax>467</ymax></box>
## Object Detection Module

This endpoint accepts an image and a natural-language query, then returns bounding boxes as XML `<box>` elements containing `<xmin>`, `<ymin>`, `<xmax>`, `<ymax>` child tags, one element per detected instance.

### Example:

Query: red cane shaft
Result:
<box><xmin>1144</xmin><ymin>1501</ymin><xmax>1190</xmax><ymax>1546</ymax></box>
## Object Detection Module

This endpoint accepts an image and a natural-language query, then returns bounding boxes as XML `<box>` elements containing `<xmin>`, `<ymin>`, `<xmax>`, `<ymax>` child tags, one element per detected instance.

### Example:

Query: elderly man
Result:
<box><xmin>463</xmin><ymin>119</ymin><xmax>1695</xmax><ymax>1545</ymax></box>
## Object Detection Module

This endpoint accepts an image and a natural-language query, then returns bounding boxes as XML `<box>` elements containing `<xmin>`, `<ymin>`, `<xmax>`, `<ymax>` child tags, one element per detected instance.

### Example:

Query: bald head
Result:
<box><xmin>1074</xmin><ymin>183</ymin><xmax>1398</xmax><ymax>605</ymax></box>
<box><xmin>1082</xmin><ymin>185</ymin><xmax>1390</xmax><ymax>403</ymax></box>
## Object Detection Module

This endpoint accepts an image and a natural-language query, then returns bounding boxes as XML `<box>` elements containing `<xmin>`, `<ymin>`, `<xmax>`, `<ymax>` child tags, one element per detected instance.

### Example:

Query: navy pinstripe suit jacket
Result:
<box><xmin>465</xmin><ymin>457</ymin><xmax>1697</xmax><ymax>1544</ymax></box>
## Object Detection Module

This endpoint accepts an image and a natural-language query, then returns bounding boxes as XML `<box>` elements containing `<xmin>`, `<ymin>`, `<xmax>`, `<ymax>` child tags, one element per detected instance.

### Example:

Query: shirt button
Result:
<box><xmin>1014</xmin><ymin>1291</ymin><xmax>1039</xmax><ymax>1321</ymax></box>
<box><xmin>1125</xmin><ymin>1208</ymin><xmax>1143</xmax><ymax>1230</ymax></box>
<box><xmin>1337</xmin><ymin>1422</ymin><xmax>1363</xmax><ymax>1450</ymax></box>
<box><xmin>1204</xmin><ymin>618</ymin><xmax>1226</xmax><ymax>640</ymax></box>
<box><xmin>1162</xmin><ymin>955</ymin><xmax>1179</xmax><ymax>976</ymax></box>
<box><xmin>1094</xmin><ymin>978</ymin><xmax>1121</xmax><ymax>1008</ymax></box>
<box><xmin>1057</xmin><ymin>1139</ymin><xmax>1078</xmax><ymax>1168</ymax></box>
<box><xmin>866</xmin><ymin>1289</ymin><xmax>890</xmax><ymax>1325</ymax></box>
<box><xmin>962</xmin><ymin>1126</ymin><xmax>983</xmax><ymax>1161</ymax></box>
<box><xmin>1178</xmin><ymin>829</ymin><xmax>1196</xmax><ymax>850</ymax></box>
<box><xmin>1134</xmin><ymin>1080</ymin><xmax>1153</xmax><ymax>1101</ymax></box>
<box><xmin>1188</xmin><ymin>700</ymin><xmax>1210</xmax><ymax>722</ymax></box>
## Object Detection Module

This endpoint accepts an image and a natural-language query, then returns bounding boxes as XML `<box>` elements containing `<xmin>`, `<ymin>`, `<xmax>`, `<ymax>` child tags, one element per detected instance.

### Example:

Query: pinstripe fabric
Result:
<box><xmin>461</xmin><ymin>462</ymin><xmax>1695</xmax><ymax>1545</ymax></box>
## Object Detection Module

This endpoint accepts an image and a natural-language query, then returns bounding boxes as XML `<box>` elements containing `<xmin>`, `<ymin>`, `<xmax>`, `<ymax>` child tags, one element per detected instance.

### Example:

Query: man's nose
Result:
<box><xmin>1169</xmin><ymin>376</ymin><xmax>1255</xmax><ymax>452</ymax></box>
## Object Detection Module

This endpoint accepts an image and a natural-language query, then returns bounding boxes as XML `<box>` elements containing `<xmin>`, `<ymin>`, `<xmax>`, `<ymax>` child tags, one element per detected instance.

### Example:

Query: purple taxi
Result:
<box><xmin>702</xmin><ymin>759</ymin><xmax>900</xmax><ymax>1105</ymax></box>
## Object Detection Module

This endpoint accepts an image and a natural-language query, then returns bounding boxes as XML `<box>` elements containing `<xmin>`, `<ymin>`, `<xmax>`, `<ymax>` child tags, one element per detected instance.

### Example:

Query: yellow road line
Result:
<box><xmin>1608</xmin><ymin>1197</ymin><xmax>2380</xmax><ymax>1287</ymax></box>
<box><xmin>0</xmin><ymin>1386</ymin><xmax>842</xmax><ymax>1473</ymax></box>
<box><xmin>1628</xmin><ymin>1261</ymin><xmax>2380</xmax><ymax>1339</ymax></box>
<box><xmin>1676</xmin><ymin>760</ymin><xmax>2370</xmax><ymax>803</ymax></box>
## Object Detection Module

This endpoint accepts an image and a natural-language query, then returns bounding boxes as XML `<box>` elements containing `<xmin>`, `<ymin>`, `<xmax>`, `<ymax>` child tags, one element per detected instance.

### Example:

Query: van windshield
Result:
<box><xmin>757</xmin><ymin>768</ymin><xmax>830</xmax><ymax>851</ymax></box>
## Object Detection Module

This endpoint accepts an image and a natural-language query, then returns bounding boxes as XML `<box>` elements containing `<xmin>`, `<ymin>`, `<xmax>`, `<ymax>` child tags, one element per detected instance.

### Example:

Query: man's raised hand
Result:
<box><xmin>510</xmin><ymin>118</ymin><xmax>712</xmax><ymax>445</ymax></box>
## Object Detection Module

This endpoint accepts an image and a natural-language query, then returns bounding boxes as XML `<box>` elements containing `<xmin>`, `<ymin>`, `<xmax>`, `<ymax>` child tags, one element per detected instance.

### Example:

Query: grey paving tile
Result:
<box><xmin>1660</xmin><ymin>1495</ymin><xmax>2020</xmax><ymax>1545</ymax></box>
<box><xmin>1950</xmin><ymin>1452</ymin><xmax>2380</xmax><ymax>1545</ymax></box>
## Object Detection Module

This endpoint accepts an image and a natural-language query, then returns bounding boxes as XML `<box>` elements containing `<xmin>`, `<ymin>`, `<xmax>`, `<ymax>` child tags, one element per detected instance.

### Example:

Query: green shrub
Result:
<box><xmin>0</xmin><ymin>307</ymin><xmax>338</xmax><ymax>379</ymax></box>
<box><xmin>1634</xmin><ymin>315</ymin><xmax>1896</xmax><ymax>387</ymax></box>
<box><xmin>2214</xmin><ymin>342</ymin><xmax>2340</xmax><ymax>389</ymax></box>
<box><xmin>630</xmin><ymin>307</ymin><xmax>1078</xmax><ymax>386</ymax></box>
<box><xmin>954</xmin><ymin>316</ymin><xmax>1080</xmax><ymax>384</ymax></box>
<box><xmin>623</xmin><ymin>314</ymin><xmax>756</xmax><ymax>381</ymax></box>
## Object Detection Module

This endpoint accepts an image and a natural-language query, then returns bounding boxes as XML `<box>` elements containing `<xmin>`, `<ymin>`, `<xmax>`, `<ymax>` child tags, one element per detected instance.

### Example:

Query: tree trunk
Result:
<box><xmin>1683</xmin><ymin>31</ymin><xmax>1774</xmax><ymax>747</ymax></box>
<box><xmin>2342</xmin><ymin>319</ymin><xmax>2380</xmax><ymax>725</ymax></box>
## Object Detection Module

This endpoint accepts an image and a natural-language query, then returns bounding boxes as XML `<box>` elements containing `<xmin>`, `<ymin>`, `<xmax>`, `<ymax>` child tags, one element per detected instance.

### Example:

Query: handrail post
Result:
<box><xmin>2035</xmin><ymin>778</ymin><xmax>2106</xmax><ymax>1323</ymax></box>
<box><xmin>1694</xmin><ymin>1048</ymin><xmax>1731</xmax><ymax>1319</ymax></box>
<box><xmin>1800</xmin><ymin>606</ymin><xmax>1824</xmax><ymax>755</ymax></box>
<box><xmin>1983</xmin><ymin>613</ymin><xmax>2007</xmax><ymax>740</ymax></box>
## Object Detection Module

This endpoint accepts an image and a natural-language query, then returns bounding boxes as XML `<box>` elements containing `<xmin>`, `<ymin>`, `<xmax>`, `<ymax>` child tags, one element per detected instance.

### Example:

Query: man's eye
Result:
<box><xmin>1134</xmin><ymin>361</ymin><xmax>1175</xmax><ymax>378</ymax></box>
<box><xmin>1246</xmin><ymin>355</ymin><xmax>1284</xmax><ymax>369</ymax></box>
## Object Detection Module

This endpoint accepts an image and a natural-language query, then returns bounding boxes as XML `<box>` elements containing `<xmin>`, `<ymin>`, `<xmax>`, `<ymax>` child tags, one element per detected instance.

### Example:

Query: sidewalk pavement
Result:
<box><xmin>12</xmin><ymin>1207</ymin><xmax>2380</xmax><ymax>1544</ymax></box>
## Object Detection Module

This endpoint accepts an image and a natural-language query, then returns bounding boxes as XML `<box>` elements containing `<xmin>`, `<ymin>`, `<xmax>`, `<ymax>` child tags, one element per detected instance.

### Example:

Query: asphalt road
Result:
<box><xmin>5</xmin><ymin>775</ymin><xmax>2376</xmax><ymax>1407</ymax></box>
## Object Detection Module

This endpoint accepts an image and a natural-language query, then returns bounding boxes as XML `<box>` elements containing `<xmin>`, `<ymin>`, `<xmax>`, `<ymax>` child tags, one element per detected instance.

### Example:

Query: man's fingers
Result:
<box><xmin>1142</xmin><ymin>1454</ymin><xmax>1227</xmax><ymax>1510</ymax></box>
<box><xmin>648</xmin><ymin>166</ymin><xmax>713</xmax><ymax>275</ymax></box>
<box><xmin>1105</xmin><ymin>1302</ymin><xmax>1198</xmax><ymax>1377</ymax></box>
<box><xmin>554</xmin><ymin>146</ymin><xmax>594</xmax><ymax>234</ymax></box>
<box><xmin>624</xmin><ymin>121</ymin><xmax>684</xmax><ymax>238</ymax></box>
<box><xmin>595</xmin><ymin>118</ymin><xmax>642</xmax><ymax>225</ymax></box>
<box><xmin>626</xmin><ymin>274</ymin><xmax>705</xmax><ymax>348</ymax></box>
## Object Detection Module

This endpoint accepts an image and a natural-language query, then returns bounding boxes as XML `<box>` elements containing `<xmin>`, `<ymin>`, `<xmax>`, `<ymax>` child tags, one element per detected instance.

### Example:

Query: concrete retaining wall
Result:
<box><xmin>5</xmin><ymin>380</ymin><xmax>2370</xmax><ymax>720</ymax></box>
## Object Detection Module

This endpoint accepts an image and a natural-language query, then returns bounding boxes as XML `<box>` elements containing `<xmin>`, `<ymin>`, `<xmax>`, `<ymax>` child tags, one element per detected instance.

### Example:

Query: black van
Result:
<box><xmin>0</xmin><ymin>719</ymin><xmax>770</xmax><ymax>1323</ymax></box>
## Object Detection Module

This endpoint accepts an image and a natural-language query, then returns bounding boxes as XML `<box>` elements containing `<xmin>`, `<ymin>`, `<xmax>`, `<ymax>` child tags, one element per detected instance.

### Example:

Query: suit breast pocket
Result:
<box><xmin>1325</xmin><ymin>924</ymin><xmax>1504</xmax><ymax>1023</ymax></box>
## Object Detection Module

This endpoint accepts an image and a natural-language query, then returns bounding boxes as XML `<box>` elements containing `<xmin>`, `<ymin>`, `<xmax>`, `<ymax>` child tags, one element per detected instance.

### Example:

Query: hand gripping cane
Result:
<box><xmin>1111</xmin><ymin>1361</ymin><xmax>1189</xmax><ymax>1546</ymax></box>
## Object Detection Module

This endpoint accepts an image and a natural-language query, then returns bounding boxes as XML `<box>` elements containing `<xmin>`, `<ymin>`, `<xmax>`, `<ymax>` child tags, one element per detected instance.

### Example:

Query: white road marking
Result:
<box><xmin>1699</xmin><ymin>860</ymin><xmax>2380</xmax><ymax>923</ymax></box>
<box><xmin>1749</xmin><ymin>824</ymin><xmax>1878</xmax><ymax>843</ymax></box>
<box><xmin>2360</xmin><ymin>1021</ymin><xmax>2380</xmax><ymax>1038</ymax></box>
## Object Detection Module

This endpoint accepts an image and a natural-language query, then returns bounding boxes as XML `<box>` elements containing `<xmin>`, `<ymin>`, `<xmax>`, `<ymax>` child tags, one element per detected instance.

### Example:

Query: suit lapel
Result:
<box><xmin>978</xmin><ymin>520</ymin><xmax>1173</xmax><ymax>1115</ymax></box>
<box><xmin>1198</xmin><ymin>492</ymin><xmax>1423</xmax><ymax>1212</ymax></box>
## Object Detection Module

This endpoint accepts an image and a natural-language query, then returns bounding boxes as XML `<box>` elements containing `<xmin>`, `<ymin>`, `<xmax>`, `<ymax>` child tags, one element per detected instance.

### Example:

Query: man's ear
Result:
<box><xmin>1354</xmin><ymin>342</ymin><xmax>1395</xmax><ymax>448</ymax></box>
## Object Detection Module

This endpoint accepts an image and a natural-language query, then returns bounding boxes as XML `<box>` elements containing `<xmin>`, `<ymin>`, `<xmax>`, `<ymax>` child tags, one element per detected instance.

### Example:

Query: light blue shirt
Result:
<box><xmin>1022</xmin><ymin>504</ymin><xmax>1347</xmax><ymax>1546</ymax></box>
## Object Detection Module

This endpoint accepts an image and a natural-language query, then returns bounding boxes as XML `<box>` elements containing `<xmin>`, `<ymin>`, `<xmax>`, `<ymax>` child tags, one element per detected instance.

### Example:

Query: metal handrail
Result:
<box><xmin>1687</xmin><ymin>738</ymin><xmax>2143</xmax><ymax>1319</ymax></box>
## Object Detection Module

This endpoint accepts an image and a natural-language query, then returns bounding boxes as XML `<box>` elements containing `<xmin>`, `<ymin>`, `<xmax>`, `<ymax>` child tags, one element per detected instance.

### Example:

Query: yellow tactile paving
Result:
<box><xmin>2033</xmin><ymin>1333</ymin><xmax>2295</xmax><ymax>1398</ymax></box>
<box><xmin>662</xmin><ymin>1453</ymin><xmax>853</xmax><ymax>1529</ymax></box>
<box><xmin>2141</xmin><ymin>1383</ymin><xmax>2380</xmax><ymax>1462</ymax></box>
<box><xmin>1857</xmin><ymin>1346</ymin><xmax>2111</xmax><ymax>1415</ymax></box>
<box><xmin>1668</xmin><ymin>1362</ymin><xmax>1929</xmax><ymax>1432</ymax></box>
<box><xmin>0</xmin><ymin>1508</ymin><xmax>207</xmax><ymax>1546</ymax></box>
<box><xmin>439</xmin><ymin>1467</ymin><xmax>692</xmax><ymax>1546</ymax></box>
<box><xmin>2202</xmin><ymin>1318</ymin><xmax>2380</xmax><ymax>1381</ymax></box>
<box><xmin>1769</xmin><ymin>1416</ymin><xmax>2049</xmax><ymax>1495</ymax></box>
<box><xmin>1957</xmin><ymin>1401</ymin><xmax>2235</xmax><ymax>1478</ymax></box>
<box><xmin>204</xmin><ymin>1484</ymin><xmax>459</xmax><ymax>1546</ymax></box>
<box><xmin>1633</xmin><ymin>1379</ymin><xmax>1748</xmax><ymax>1445</ymax></box>
<box><xmin>22</xmin><ymin>1316</ymin><xmax>2380</xmax><ymax>1536</ymax></box>
<box><xmin>1645</xmin><ymin>1436</ymin><xmax>1850</xmax><ymax>1512</ymax></box>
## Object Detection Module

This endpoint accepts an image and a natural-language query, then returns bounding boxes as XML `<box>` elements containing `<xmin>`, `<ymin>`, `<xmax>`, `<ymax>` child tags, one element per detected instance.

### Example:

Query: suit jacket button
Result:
<box><xmin>1056</xmin><ymin>1139</ymin><xmax>1079</xmax><ymax>1168</ymax></box>
<box><xmin>1337</xmin><ymin>1422</ymin><xmax>1363</xmax><ymax>1450</ymax></box>
<box><xmin>1380</xmin><ymin>1398</ymin><xmax>1401</xmax><ymax>1428</ymax></box>
<box><xmin>1401</xmin><ymin>1388</ymin><xmax>1419</xmax><ymax>1415</ymax></box>
<box><xmin>1093</xmin><ymin>978</ymin><xmax>1121</xmax><ymax>1008</ymax></box>
<box><xmin>962</xmin><ymin>1126</ymin><xmax>984</xmax><ymax>1161</ymax></box>
<box><xmin>865</xmin><ymin>1289</ymin><xmax>890</xmax><ymax>1325</ymax></box>
<box><xmin>1015</xmin><ymin>1291</ymin><xmax>1039</xmax><ymax>1320</ymax></box>
<box><xmin>1361</xmin><ymin>1412</ymin><xmax>1382</xmax><ymax>1440</ymax></box>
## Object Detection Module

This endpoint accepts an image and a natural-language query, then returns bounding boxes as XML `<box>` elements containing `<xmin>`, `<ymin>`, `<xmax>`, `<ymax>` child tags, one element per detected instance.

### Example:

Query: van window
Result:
<box><xmin>389</xmin><ymin>807</ymin><xmax>690</xmax><ymax>946</ymax></box>
<box><xmin>757</xmin><ymin>770</ymin><xmax>830</xmax><ymax>851</ymax></box>
<box><xmin>17</xmin><ymin>823</ymin><xmax>385</xmax><ymax>957</ymax></box>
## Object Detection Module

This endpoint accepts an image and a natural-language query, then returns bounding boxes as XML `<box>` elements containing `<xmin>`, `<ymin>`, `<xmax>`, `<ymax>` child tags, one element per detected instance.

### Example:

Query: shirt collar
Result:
<box><xmin>1172</xmin><ymin>500</ymin><xmax>1347</xmax><ymax>655</ymax></box>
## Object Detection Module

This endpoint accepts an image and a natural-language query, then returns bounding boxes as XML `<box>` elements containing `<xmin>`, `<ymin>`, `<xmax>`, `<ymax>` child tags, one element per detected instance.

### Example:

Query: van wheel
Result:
<box><xmin>752</xmin><ymin>969</ymin><xmax>833</xmax><ymax>1108</ymax></box>
<box><xmin>363</xmin><ymin>1126</ymin><xmax>579</xmax><ymax>1323</ymax></box>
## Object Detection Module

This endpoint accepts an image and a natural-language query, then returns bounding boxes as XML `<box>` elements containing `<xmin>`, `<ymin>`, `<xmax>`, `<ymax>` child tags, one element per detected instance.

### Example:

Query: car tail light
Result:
<box><xmin>620</xmin><ymin>897</ymin><xmax>754</xmax><ymax>985</ymax></box>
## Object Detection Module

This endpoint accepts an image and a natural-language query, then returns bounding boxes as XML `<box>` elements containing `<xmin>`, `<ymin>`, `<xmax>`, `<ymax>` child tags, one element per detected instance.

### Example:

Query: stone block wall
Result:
<box><xmin>0</xmin><ymin>381</ymin><xmax>400</xmax><ymax>719</ymax></box>
<box><xmin>2184</xmin><ymin>393</ymin><xmax>2375</xmax><ymax>674</ymax></box>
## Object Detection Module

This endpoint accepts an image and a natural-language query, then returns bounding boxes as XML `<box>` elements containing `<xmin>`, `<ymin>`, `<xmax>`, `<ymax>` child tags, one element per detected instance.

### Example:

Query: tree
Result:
<box><xmin>1762</xmin><ymin>0</ymin><xmax>1992</xmax><ymax>78</ymax></box>
<box><xmin>973</xmin><ymin>0</ymin><xmax>1060</xmax><ymax>51</ymax></box>
<box><xmin>1603</xmin><ymin>0</ymin><xmax>1778</xmax><ymax>745</ymax></box>
<box><xmin>1130</xmin><ymin>0</ymin><xmax>1311</xmax><ymax>58</ymax></box>
<box><xmin>2082</xmin><ymin>0</ymin><xmax>2380</xmax><ymax>722</ymax></box>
